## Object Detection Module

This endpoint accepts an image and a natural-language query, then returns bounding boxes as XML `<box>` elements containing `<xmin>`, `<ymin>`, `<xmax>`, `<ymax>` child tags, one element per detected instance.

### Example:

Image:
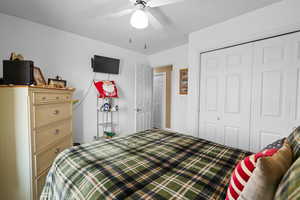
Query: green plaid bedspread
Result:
<box><xmin>41</xmin><ymin>129</ymin><xmax>251</xmax><ymax>200</ymax></box>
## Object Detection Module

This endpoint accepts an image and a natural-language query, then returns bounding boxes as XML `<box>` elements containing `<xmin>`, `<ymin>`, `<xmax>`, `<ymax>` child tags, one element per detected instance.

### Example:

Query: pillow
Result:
<box><xmin>226</xmin><ymin>149</ymin><xmax>278</xmax><ymax>200</ymax></box>
<box><xmin>274</xmin><ymin>156</ymin><xmax>300</xmax><ymax>200</ymax></box>
<box><xmin>287</xmin><ymin>127</ymin><xmax>300</xmax><ymax>160</ymax></box>
<box><xmin>262</xmin><ymin>138</ymin><xmax>286</xmax><ymax>151</ymax></box>
<box><xmin>238</xmin><ymin>142</ymin><xmax>293</xmax><ymax>200</ymax></box>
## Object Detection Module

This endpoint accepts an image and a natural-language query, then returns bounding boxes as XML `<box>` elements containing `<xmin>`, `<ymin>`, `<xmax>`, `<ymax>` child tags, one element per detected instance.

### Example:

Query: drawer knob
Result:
<box><xmin>42</xmin><ymin>97</ymin><xmax>46</xmax><ymax>100</ymax></box>
<box><xmin>53</xmin><ymin>110</ymin><xmax>60</xmax><ymax>115</ymax></box>
<box><xmin>54</xmin><ymin>129</ymin><xmax>60</xmax><ymax>135</ymax></box>
<box><xmin>56</xmin><ymin>96</ymin><xmax>59</xmax><ymax>100</ymax></box>
<box><xmin>54</xmin><ymin>148</ymin><xmax>60</xmax><ymax>154</ymax></box>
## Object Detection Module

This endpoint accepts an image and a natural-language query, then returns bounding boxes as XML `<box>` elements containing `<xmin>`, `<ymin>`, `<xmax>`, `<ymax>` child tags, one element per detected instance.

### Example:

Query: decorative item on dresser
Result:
<box><xmin>33</xmin><ymin>67</ymin><xmax>46</xmax><ymax>86</ymax></box>
<box><xmin>48</xmin><ymin>76</ymin><xmax>67</xmax><ymax>88</ymax></box>
<box><xmin>0</xmin><ymin>86</ymin><xmax>75</xmax><ymax>200</ymax></box>
<box><xmin>3</xmin><ymin>60</ymin><xmax>35</xmax><ymax>85</ymax></box>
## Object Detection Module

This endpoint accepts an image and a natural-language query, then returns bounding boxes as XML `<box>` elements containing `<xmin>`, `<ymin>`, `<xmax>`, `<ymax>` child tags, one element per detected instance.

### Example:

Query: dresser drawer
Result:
<box><xmin>33</xmin><ymin>92</ymin><xmax>71</xmax><ymax>104</ymax></box>
<box><xmin>33</xmin><ymin>103</ymin><xmax>71</xmax><ymax>128</ymax></box>
<box><xmin>36</xmin><ymin>168</ymin><xmax>49</xmax><ymax>199</ymax></box>
<box><xmin>34</xmin><ymin>120</ymin><xmax>72</xmax><ymax>153</ymax></box>
<box><xmin>34</xmin><ymin>138</ymin><xmax>71</xmax><ymax>176</ymax></box>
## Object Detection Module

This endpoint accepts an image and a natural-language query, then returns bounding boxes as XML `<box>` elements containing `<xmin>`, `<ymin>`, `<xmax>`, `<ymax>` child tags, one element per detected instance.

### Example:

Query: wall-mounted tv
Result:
<box><xmin>91</xmin><ymin>55</ymin><xmax>120</xmax><ymax>74</ymax></box>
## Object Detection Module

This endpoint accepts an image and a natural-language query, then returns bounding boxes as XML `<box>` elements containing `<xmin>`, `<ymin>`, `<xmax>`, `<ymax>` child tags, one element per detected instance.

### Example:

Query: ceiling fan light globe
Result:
<box><xmin>130</xmin><ymin>10</ymin><xmax>149</xmax><ymax>29</ymax></box>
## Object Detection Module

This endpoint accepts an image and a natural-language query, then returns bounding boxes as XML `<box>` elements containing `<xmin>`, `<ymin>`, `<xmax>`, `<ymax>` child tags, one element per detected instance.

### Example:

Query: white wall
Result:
<box><xmin>187</xmin><ymin>0</ymin><xmax>300</xmax><ymax>137</ymax></box>
<box><xmin>149</xmin><ymin>44</ymin><xmax>189</xmax><ymax>133</ymax></box>
<box><xmin>0</xmin><ymin>13</ymin><xmax>148</xmax><ymax>143</ymax></box>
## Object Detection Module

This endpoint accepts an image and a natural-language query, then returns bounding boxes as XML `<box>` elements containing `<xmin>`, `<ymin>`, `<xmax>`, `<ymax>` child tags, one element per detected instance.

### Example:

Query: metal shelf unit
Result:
<box><xmin>95</xmin><ymin>97</ymin><xmax>119</xmax><ymax>141</ymax></box>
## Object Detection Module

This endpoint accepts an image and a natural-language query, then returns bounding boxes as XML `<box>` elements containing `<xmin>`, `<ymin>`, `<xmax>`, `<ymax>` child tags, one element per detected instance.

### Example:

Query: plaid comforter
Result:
<box><xmin>41</xmin><ymin>129</ymin><xmax>251</xmax><ymax>200</ymax></box>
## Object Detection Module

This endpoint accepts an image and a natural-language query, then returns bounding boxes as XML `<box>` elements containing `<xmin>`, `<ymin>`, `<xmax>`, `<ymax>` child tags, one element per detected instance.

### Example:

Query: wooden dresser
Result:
<box><xmin>0</xmin><ymin>86</ymin><xmax>75</xmax><ymax>200</ymax></box>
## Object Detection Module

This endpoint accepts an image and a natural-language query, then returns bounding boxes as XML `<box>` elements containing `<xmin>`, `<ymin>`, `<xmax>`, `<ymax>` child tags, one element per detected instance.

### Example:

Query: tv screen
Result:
<box><xmin>92</xmin><ymin>55</ymin><xmax>120</xmax><ymax>74</ymax></box>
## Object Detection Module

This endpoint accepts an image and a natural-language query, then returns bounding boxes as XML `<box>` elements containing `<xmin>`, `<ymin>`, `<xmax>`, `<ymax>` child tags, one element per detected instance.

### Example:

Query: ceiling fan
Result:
<box><xmin>97</xmin><ymin>0</ymin><xmax>185</xmax><ymax>30</ymax></box>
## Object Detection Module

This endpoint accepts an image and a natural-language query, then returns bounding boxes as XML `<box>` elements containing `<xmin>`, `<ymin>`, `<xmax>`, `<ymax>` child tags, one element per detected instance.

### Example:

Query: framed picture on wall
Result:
<box><xmin>179</xmin><ymin>68</ymin><xmax>188</xmax><ymax>95</ymax></box>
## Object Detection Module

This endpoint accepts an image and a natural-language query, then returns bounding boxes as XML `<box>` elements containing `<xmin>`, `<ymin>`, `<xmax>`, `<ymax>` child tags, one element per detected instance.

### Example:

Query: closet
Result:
<box><xmin>199</xmin><ymin>32</ymin><xmax>300</xmax><ymax>152</ymax></box>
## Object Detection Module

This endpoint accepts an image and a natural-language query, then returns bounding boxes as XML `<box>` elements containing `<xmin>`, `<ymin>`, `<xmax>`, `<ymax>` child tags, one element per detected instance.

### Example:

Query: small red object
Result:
<box><xmin>94</xmin><ymin>81</ymin><xmax>119</xmax><ymax>98</ymax></box>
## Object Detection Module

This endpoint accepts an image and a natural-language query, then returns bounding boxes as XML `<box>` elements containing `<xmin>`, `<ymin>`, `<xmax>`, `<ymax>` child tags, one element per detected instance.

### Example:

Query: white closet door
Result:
<box><xmin>199</xmin><ymin>50</ymin><xmax>224</xmax><ymax>144</ymax></box>
<box><xmin>288</xmin><ymin>32</ymin><xmax>300</xmax><ymax>132</ymax></box>
<box><xmin>199</xmin><ymin>44</ymin><xmax>252</xmax><ymax>150</ymax></box>
<box><xmin>222</xmin><ymin>44</ymin><xmax>253</xmax><ymax>150</ymax></box>
<box><xmin>251</xmin><ymin>36</ymin><xmax>293</xmax><ymax>152</ymax></box>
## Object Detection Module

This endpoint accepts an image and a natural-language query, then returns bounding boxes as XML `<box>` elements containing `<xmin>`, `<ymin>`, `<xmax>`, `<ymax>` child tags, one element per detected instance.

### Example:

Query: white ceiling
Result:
<box><xmin>0</xmin><ymin>0</ymin><xmax>281</xmax><ymax>54</ymax></box>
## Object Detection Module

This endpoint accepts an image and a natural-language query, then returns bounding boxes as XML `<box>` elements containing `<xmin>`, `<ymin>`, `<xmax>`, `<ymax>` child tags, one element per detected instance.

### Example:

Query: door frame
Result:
<box><xmin>154</xmin><ymin>65</ymin><xmax>173</xmax><ymax>129</ymax></box>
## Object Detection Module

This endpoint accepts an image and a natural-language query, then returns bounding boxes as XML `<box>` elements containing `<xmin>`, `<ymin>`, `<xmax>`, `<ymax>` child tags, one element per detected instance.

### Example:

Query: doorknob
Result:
<box><xmin>217</xmin><ymin>117</ymin><xmax>221</xmax><ymax>120</ymax></box>
<box><xmin>135</xmin><ymin>108</ymin><xmax>142</xmax><ymax>112</ymax></box>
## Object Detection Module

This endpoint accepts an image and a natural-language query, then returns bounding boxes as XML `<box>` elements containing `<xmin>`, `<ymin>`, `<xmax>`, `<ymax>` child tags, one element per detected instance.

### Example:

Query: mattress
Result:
<box><xmin>40</xmin><ymin>129</ymin><xmax>251</xmax><ymax>200</ymax></box>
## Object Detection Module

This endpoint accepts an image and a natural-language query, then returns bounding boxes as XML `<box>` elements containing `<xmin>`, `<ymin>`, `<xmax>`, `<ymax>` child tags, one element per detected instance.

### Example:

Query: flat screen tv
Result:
<box><xmin>92</xmin><ymin>55</ymin><xmax>120</xmax><ymax>74</ymax></box>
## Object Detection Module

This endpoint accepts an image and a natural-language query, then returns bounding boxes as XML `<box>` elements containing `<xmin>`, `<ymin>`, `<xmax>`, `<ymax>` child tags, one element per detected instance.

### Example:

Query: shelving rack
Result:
<box><xmin>95</xmin><ymin>97</ymin><xmax>119</xmax><ymax>141</ymax></box>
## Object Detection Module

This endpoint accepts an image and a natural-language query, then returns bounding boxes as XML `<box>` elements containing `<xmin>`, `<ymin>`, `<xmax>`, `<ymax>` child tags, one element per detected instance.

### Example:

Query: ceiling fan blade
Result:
<box><xmin>147</xmin><ymin>8</ymin><xmax>182</xmax><ymax>38</ymax></box>
<box><xmin>101</xmin><ymin>9</ymin><xmax>133</xmax><ymax>19</ymax></box>
<box><xmin>86</xmin><ymin>1</ymin><xmax>132</xmax><ymax>19</ymax></box>
<box><xmin>147</xmin><ymin>11</ymin><xmax>164</xmax><ymax>30</ymax></box>
<box><xmin>147</xmin><ymin>0</ymin><xmax>185</xmax><ymax>8</ymax></box>
<box><xmin>147</xmin><ymin>8</ymin><xmax>172</xmax><ymax>27</ymax></box>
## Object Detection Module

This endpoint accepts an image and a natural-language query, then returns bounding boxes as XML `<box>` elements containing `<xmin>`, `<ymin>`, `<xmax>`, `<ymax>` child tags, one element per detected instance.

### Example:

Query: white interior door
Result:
<box><xmin>199</xmin><ymin>44</ymin><xmax>252</xmax><ymax>150</ymax></box>
<box><xmin>135</xmin><ymin>64</ymin><xmax>153</xmax><ymax>132</ymax></box>
<box><xmin>251</xmin><ymin>34</ymin><xmax>296</xmax><ymax>152</ymax></box>
<box><xmin>153</xmin><ymin>73</ymin><xmax>165</xmax><ymax>129</ymax></box>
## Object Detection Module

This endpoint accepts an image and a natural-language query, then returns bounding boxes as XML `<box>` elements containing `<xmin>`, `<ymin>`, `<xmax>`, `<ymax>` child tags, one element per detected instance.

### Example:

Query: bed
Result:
<box><xmin>40</xmin><ymin>129</ymin><xmax>251</xmax><ymax>200</ymax></box>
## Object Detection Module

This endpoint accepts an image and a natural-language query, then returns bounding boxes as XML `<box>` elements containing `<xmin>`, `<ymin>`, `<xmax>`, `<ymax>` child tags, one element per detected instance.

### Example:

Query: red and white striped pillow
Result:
<box><xmin>226</xmin><ymin>149</ymin><xmax>278</xmax><ymax>200</ymax></box>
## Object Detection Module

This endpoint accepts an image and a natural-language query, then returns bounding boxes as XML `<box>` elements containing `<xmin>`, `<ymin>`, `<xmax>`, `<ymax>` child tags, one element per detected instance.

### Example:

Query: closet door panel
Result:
<box><xmin>199</xmin><ymin>51</ymin><xmax>224</xmax><ymax>143</ymax></box>
<box><xmin>206</xmin><ymin>77</ymin><xmax>218</xmax><ymax>111</ymax></box>
<box><xmin>251</xmin><ymin>36</ymin><xmax>293</xmax><ymax>152</ymax></box>
<box><xmin>261</xmin><ymin>70</ymin><xmax>283</xmax><ymax>117</ymax></box>
<box><xmin>224</xmin><ymin>126</ymin><xmax>239</xmax><ymax>148</ymax></box>
<box><xmin>224</xmin><ymin>75</ymin><xmax>240</xmax><ymax>113</ymax></box>
<box><xmin>260</xmin><ymin>131</ymin><xmax>283</xmax><ymax>148</ymax></box>
<box><xmin>222</xmin><ymin>44</ymin><xmax>252</xmax><ymax>150</ymax></box>
<box><xmin>288</xmin><ymin>32</ymin><xmax>300</xmax><ymax>131</ymax></box>
<box><xmin>199</xmin><ymin>44</ymin><xmax>252</xmax><ymax>150</ymax></box>
<box><xmin>205</xmin><ymin>123</ymin><xmax>218</xmax><ymax>143</ymax></box>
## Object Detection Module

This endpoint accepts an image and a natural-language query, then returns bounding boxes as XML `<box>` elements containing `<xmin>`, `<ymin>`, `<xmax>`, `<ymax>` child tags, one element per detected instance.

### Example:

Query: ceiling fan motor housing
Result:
<box><xmin>134</xmin><ymin>0</ymin><xmax>147</xmax><ymax>9</ymax></box>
